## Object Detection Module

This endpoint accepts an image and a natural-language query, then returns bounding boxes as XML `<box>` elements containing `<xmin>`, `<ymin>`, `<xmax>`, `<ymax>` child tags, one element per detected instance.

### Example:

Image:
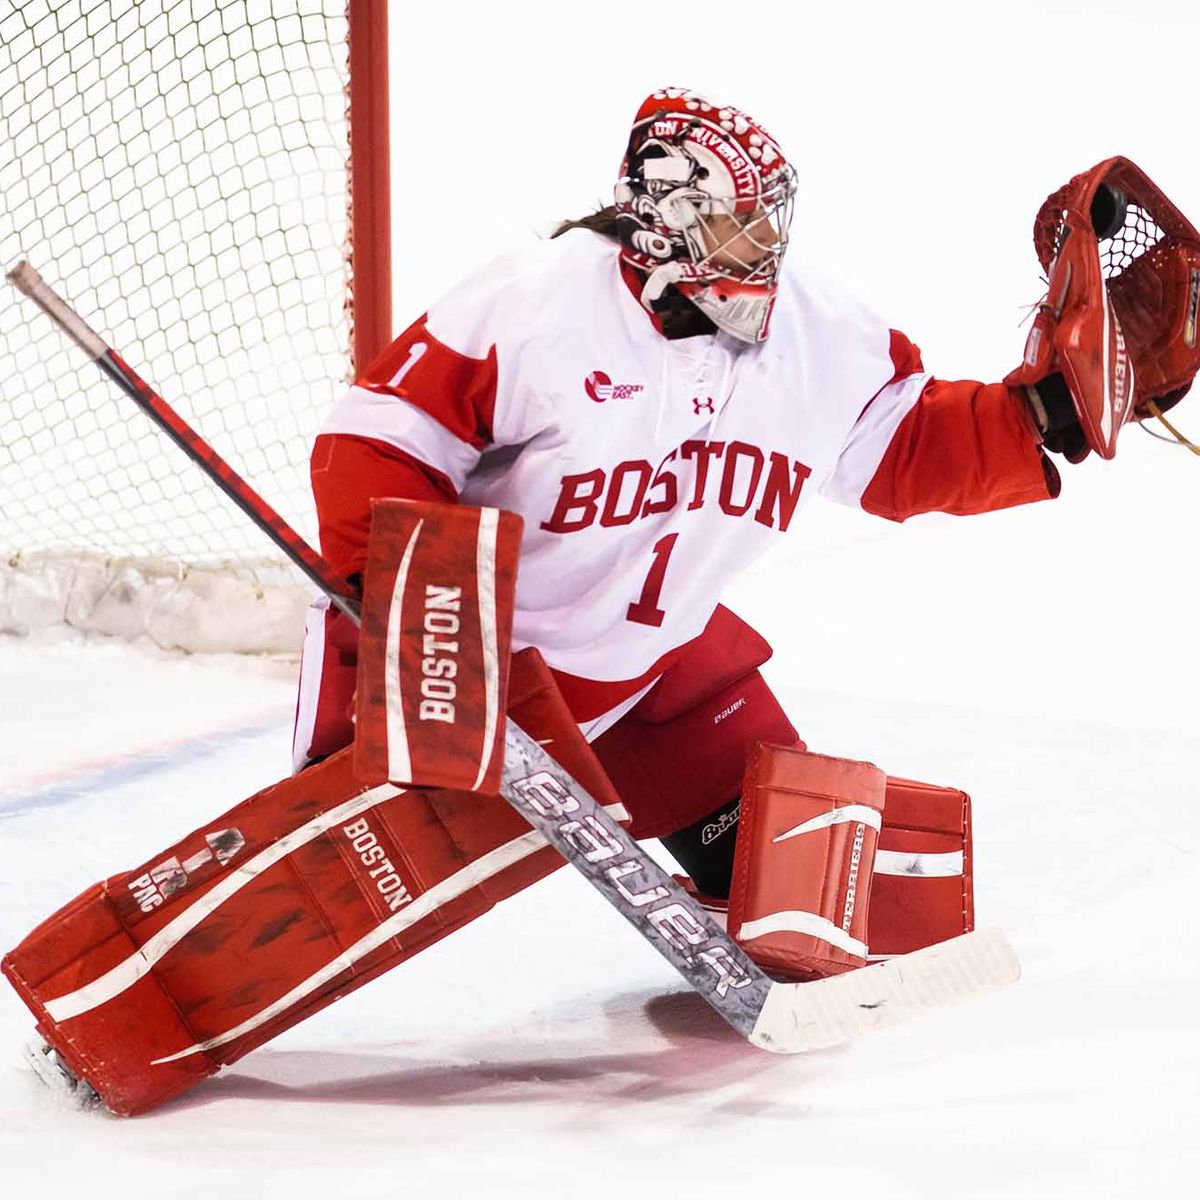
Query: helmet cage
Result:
<box><xmin>680</xmin><ymin>165</ymin><xmax>797</xmax><ymax>289</ymax></box>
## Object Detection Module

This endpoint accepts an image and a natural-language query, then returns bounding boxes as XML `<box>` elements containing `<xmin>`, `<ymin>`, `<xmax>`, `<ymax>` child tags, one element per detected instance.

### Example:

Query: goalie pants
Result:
<box><xmin>590</xmin><ymin>605</ymin><xmax>801</xmax><ymax>841</ymax></box>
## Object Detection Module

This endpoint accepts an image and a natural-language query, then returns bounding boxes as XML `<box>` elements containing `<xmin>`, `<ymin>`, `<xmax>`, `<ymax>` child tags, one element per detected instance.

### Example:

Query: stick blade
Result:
<box><xmin>749</xmin><ymin>927</ymin><xmax>1020</xmax><ymax>1053</ymax></box>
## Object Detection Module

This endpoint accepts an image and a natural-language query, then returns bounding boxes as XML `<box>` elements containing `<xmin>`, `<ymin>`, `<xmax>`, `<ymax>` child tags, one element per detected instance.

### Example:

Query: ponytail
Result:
<box><xmin>550</xmin><ymin>205</ymin><xmax>619</xmax><ymax>240</ymax></box>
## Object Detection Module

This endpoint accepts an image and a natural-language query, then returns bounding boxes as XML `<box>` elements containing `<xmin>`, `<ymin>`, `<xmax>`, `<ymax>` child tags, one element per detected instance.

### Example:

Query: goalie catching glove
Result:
<box><xmin>1009</xmin><ymin>155</ymin><xmax>1200</xmax><ymax>460</ymax></box>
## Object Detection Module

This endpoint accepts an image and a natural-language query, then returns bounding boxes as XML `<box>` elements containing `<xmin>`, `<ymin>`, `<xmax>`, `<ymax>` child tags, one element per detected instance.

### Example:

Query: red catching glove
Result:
<box><xmin>1008</xmin><ymin>156</ymin><xmax>1200</xmax><ymax>461</ymax></box>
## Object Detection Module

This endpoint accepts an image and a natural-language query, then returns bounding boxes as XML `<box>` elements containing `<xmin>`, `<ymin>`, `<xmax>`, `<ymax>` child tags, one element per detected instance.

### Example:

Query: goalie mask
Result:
<box><xmin>615</xmin><ymin>89</ymin><xmax>797</xmax><ymax>343</ymax></box>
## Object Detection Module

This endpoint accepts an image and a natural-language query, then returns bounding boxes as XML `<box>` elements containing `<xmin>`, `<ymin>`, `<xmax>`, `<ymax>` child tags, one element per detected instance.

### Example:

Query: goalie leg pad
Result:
<box><xmin>681</xmin><ymin>762</ymin><xmax>976</xmax><ymax>970</ymax></box>
<box><xmin>1</xmin><ymin>649</ymin><xmax>622</xmax><ymax>1116</ymax></box>
<box><xmin>728</xmin><ymin>744</ymin><xmax>886</xmax><ymax>981</ymax></box>
<box><xmin>868</xmin><ymin>776</ymin><xmax>974</xmax><ymax>958</ymax></box>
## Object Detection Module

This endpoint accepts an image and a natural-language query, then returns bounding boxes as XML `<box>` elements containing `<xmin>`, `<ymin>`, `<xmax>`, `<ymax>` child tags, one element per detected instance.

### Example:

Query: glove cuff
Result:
<box><xmin>1026</xmin><ymin>373</ymin><xmax>1078</xmax><ymax>436</ymax></box>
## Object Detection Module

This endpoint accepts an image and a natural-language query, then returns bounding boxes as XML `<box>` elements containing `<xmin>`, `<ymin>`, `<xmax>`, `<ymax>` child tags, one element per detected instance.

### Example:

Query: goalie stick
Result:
<box><xmin>7</xmin><ymin>261</ymin><xmax>1019</xmax><ymax>1054</ymax></box>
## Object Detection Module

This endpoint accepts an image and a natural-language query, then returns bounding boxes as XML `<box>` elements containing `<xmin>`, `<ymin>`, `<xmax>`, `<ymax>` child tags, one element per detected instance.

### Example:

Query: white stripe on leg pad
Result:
<box><xmin>873</xmin><ymin>849</ymin><xmax>963</xmax><ymax>878</ymax></box>
<box><xmin>772</xmin><ymin>804</ymin><xmax>882</xmax><ymax>844</ymax></box>
<box><xmin>736</xmin><ymin>910</ymin><xmax>868</xmax><ymax>959</ymax></box>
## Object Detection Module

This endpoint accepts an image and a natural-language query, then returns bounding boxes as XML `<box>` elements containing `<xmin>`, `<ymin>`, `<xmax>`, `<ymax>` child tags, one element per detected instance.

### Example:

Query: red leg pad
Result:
<box><xmin>867</xmin><ymin>776</ymin><xmax>974</xmax><ymax>957</ymax></box>
<box><xmin>727</xmin><ymin>744</ymin><xmax>886</xmax><ymax>980</ymax></box>
<box><xmin>1</xmin><ymin>649</ymin><xmax>621</xmax><ymax>1116</ymax></box>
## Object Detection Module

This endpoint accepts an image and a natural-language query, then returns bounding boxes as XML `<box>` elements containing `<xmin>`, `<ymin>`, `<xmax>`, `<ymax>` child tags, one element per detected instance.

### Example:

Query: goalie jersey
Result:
<box><xmin>295</xmin><ymin>229</ymin><xmax>1055</xmax><ymax>764</ymax></box>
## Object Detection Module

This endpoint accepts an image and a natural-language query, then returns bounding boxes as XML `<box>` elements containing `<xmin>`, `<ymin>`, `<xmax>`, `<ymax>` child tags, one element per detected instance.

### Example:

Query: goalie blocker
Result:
<box><xmin>353</xmin><ymin>499</ymin><xmax>523</xmax><ymax>795</ymax></box>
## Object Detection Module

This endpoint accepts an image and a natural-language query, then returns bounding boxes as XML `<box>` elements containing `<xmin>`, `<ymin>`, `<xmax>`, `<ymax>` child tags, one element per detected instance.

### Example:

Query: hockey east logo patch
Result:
<box><xmin>585</xmin><ymin>370</ymin><xmax>645</xmax><ymax>403</ymax></box>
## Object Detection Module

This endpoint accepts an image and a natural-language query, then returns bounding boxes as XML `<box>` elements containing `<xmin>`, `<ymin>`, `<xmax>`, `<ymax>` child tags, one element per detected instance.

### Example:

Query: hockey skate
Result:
<box><xmin>22</xmin><ymin>1040</ymin><xmax>101</xmax><ymax>1110</ymax></box>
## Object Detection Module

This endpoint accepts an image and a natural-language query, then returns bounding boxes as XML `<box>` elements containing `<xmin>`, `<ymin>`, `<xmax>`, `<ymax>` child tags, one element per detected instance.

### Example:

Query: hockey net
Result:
<box><xmin>0</xmin><ymin>0</ymin><xmax>389</xmax><ymax>653</ymax></box>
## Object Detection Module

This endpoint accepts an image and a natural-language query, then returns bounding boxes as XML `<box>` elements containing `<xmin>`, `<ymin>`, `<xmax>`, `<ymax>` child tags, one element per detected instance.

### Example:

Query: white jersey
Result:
<box><xmin>309</xmin><ymin>229</ymin><xmax>1049</xmax><ymax>739</ymax></box>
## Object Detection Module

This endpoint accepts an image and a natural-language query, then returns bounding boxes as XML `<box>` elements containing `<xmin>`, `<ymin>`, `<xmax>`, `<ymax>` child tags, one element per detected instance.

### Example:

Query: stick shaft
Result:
<box><xmin>99</xmin><ymin>350</ymin><xmax>361</xmax><ymax>621</ymax></box>
<box><xmin>7</xmin><ymin>261</ymin><xmax>360</xmax><ymax>622</ymax></box>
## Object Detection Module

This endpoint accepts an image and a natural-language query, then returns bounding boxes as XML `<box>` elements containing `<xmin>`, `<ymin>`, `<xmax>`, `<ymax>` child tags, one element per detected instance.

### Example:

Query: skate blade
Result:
<box><xmin>22</xmin><ymin>1041</ymin><xmax>101</xmax><ymax>1110</ymax></box>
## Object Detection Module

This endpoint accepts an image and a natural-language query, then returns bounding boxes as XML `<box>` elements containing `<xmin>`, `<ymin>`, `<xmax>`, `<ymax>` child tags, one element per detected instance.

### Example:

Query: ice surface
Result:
<box><xmin>1</xmin><ymin>550</ymin><xmax>1197</xmax><ymax>1198</ymax></box>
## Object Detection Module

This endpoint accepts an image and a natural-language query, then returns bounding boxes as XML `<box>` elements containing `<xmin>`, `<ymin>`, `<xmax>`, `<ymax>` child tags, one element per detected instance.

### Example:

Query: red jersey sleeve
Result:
<box><xmin>310</xmin><ymin>297</ymin><xmax>505</xmax><ymax>576</ymax></box>
<box><xmin>357</xmin><ymin>313</ymin><xmax>499</xmax><ymax>451</ymax></box>
<box><xmin>823</xmin><ymin>330</ymin><xmax>1060</xmax><ymax>521</ymax></box>
<box><xmin>297</xmin><ymin>365</ymin><xmax>467</xmax><ymax>771</ymax></box>
<box><xmin>310</xmin><ymin>432</ymin><xmax>457</xmax><ymax>579</ymax></box>
<box><xmin>296</xmin><ymin>301</ymin><xmax>496</xmax><ymax>770</ymax></box>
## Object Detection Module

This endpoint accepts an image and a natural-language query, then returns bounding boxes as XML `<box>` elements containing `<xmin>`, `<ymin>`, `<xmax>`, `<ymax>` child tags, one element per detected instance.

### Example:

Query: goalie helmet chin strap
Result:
<box><xmin>1140</xmin><ymin>400</ymin><xmax>1200</xmax><ymax>457</ymax></box>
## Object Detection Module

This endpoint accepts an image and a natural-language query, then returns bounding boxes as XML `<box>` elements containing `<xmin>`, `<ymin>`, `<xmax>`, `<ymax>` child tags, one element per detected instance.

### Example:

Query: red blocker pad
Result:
<box><xmin>355</xmin><ymin>499</ymin><xmax>522</xmax><ymax>793</ymax></box>
<box><xmin>868</xmin><ymin>776</ymin><xmax>974</xmax><ymax>958</ymax></box>
<box><xmin>2</xmin><ymin>650</ymin><xmax>622</xmax><ymax>1117</ymax></box>
<box><xmin>728</xmin><ymin>745</ymin><xmax>885</xmax><ymax>981</ymax></box>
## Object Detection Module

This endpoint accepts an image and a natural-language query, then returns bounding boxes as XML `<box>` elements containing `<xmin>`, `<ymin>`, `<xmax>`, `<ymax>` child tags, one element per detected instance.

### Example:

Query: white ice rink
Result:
<box><xmin>2</xmin><ymin>473</ymin><xmax>1198</xmax><ymax>1198</ymax></box>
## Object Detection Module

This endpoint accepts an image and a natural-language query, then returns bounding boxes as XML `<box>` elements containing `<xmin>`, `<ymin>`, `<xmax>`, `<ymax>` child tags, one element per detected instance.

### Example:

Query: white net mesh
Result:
<box><xmin>0</xmin><ymin>0</ymin><xmax>363</xmax><ymax>650</ymax></box>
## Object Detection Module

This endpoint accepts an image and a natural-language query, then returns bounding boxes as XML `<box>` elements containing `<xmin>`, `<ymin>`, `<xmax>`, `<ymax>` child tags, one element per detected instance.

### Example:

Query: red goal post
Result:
<box><xmin>0</xmin><ymin>0</ymin><xmax>391</xmax><ymax>652</ymax></box>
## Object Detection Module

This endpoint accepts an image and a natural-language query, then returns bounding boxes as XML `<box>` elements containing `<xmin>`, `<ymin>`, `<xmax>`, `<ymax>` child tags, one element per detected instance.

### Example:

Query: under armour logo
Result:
<box><xmin>692</xmin><ymin>396</ymin><xmax>715</xmax><ymax>415</ymax></box>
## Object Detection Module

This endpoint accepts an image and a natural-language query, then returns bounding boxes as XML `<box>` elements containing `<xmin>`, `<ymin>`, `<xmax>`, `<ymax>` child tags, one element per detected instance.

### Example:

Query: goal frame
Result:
<box><xmin>347</xmin><ymin>0</ymin><xmax>392</xmax><ymax>376</ymax></box>
<box><xmin>0</xmin><ymin>1</ymin><xmax>394</xmax><ymax>653</ymax></box>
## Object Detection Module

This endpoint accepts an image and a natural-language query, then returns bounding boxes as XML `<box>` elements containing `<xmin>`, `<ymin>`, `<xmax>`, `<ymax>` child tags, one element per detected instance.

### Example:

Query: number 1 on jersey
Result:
<box><xmin>626</xmin><ymin>533</ymin><xmax>679</xmax><ymax>628</ymax></box>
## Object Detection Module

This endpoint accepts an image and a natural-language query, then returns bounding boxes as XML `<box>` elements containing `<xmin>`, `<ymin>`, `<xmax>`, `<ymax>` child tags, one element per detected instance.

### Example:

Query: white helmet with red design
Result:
<box><xmin>614</xmin><ymin>88</ymin><xmax>797</xmax><ymax>343</ymax></box>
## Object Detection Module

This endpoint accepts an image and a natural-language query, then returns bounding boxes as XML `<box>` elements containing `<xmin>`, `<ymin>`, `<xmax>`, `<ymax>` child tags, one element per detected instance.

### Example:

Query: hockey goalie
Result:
<box><xmin>6</xmin><ymin>88</ymin><xmax>1199</xmax><ymax>1115</ymax></box>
